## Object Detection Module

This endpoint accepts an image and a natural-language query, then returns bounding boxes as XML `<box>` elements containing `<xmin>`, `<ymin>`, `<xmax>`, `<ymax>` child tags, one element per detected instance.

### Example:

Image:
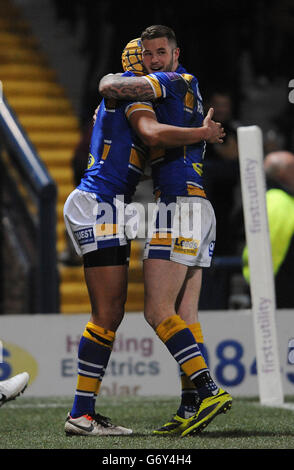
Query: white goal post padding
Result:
<box><xmin>237</xmin><ymin>125</ymin><xmax>284</xmax><ymax>405</ymax></box>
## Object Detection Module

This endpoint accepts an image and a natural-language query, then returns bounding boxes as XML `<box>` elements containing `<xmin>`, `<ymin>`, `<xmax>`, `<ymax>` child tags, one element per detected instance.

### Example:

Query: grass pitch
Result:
<box><xmin>1</xmin><ymin>396</ymin><xmax>294</xmax><ymax>452</ymax></box>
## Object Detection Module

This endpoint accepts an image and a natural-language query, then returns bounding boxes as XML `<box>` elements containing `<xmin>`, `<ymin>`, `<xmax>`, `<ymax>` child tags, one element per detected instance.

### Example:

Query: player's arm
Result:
<box><xmin>128</xmin><ymin>107</ymin><xmax>225</xmax><ymax>147</ymax></box>
<box><xmin>99</xmin><ymin>74</ymin><xmax>155</xmax><ymax>101</ymax></box>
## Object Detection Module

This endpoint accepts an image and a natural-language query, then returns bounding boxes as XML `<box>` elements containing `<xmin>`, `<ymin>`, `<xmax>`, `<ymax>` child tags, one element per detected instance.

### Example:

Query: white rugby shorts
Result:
<box><xmin>143</xmin><ymin>196</ymin><xmax>216</xmax><ymax>267</ymax></box>
<box><xmin>63</xmin><ymin>189</ymin><xmax>129</xmax><ymax>256</ymax></box>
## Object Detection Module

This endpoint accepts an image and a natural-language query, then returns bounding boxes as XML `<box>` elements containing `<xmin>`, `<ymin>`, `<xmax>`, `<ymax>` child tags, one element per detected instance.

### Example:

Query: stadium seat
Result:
<box><xmin>0</xmin><ymin>0</ymin><xmax>144</xmax><ymax>314</ymax></box>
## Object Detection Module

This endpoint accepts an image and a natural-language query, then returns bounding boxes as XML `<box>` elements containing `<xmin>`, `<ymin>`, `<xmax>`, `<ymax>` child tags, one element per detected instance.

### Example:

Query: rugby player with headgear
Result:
<box><xmin>64</xmin><ymin>25</ymin><xmax>225</xmax><ymax>437</ymax></box>
<box><xmin>99</xmin><ymin>25</ymin><xmax>232</xmax><ymax>437</ymax></box>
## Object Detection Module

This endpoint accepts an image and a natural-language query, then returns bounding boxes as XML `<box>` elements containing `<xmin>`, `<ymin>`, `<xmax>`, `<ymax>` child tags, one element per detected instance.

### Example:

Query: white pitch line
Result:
<box><xmin>5</xmin><ymin>400</ymin><xmax>294</xmax><ymax>411</ymax></box>
<box><xmin>3</xmin><ymin>400</ymin><xmax>124</xmax><ymax>409</ymax></box>
<box><xmin>4</xmin><ymin>403</ymin><xmax>69</xmax><ymax>409</ymax></box>
<box><xmin>250</xmin><ymin>401</ymin><xmax>294</xmax><ymax>411</ymax></box>
<box><xmin>263</xmin><ymin>403</ymin><xmax>294</xmax><ymax>411</ymax></box>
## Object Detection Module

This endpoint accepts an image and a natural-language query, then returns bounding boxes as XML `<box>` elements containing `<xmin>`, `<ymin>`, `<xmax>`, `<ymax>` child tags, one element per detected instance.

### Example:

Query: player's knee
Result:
<box><xmin>144</xmin><ymin>301</ymin><xmax>172</xmax><ymax>330</ymax></box>
<box><xmin>91</xmin><ymin>303</ymin><xmax>125</xmax><ymax>331</ymax></box>
<box><xmin>91</xmin><ymin>291</ymin><xmax>127</xmax><ymax>331</ymax></box>
<box><xmin>112</xmin><ymin>295</ymin><xmax>128</xmax><ymax>316</ymax></box>
<box><xmin>143</xmin><ymin>309</ymin><xmax>156</xmax><ymax>329</ymax></box>
<box><xmin>107</xmin><ymin>313</ymin><xmax>124</xmax><ymax>332</ymax></box>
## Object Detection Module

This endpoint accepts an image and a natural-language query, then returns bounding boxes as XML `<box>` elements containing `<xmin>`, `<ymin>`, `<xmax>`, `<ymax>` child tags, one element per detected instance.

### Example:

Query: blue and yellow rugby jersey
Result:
<box><xmin>130</xmin><ymin>65</ymin><xmax>206</xmax><ymax>198</ymax></box>
<box><xmin>78</xmin><ymin>71</ymin><xmax>148</xmax><ymax>203</ymax></box>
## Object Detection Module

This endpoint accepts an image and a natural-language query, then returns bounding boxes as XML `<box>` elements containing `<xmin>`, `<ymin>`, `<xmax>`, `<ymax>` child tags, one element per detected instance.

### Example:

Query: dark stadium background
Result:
<box><xmin>0</xmin><ymin>0</ymin><xmax>293</xmax><ymax>313</ymax></box>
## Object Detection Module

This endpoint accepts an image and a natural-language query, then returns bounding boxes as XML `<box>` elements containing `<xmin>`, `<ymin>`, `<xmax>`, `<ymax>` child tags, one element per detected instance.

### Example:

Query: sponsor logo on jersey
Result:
<box><xmin>173</xmin><ymin>237</ymin><xmax>199</xmax><ymax>256</ymax></box>
<box><xmin>74</xmin><ymin>227</ymin><xmax>95</xmax><ymax>245</ymax></box>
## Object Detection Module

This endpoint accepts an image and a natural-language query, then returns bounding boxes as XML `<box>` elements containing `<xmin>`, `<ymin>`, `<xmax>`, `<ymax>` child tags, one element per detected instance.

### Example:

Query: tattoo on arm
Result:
<box><xmin>100</xmin><ymin>76</ymin><xmax>155</xmax><ymax>101</ymax></box>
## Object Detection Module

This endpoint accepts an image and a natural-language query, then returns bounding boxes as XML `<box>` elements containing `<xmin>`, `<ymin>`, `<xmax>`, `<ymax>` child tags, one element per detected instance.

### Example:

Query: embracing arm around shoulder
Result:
<box><xmin>99</xmin><ymin>74</ymin><xmax>155</xmax><ymax>101</ymax></box>
<box><xmin>129</xmin><ymin>108</ymin><xmax>225</xmax><ymax>147</ymax></box>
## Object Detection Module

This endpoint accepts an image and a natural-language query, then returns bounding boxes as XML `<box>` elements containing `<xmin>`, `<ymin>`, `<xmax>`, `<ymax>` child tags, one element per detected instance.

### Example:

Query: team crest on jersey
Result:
<box><xmin>87</xmin><ymin>153</ymin><xmax>95</xmax><ymax>169</ymax></box>
<box><xmin>192</xmin><ymin>162</ymin><xmax>203</xmax><ymax>176</ymax></box>
<box><xmin>173</xmin><ymin>237</ymin><xmax>199</xmax><ymax>256</ymax></box>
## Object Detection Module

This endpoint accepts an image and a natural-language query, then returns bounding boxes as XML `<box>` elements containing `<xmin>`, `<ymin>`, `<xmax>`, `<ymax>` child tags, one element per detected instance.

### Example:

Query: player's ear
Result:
<box><xmin>174</xmin><ymin>47</ymin><xmax>180</xmax><ymax>61</ymax></box>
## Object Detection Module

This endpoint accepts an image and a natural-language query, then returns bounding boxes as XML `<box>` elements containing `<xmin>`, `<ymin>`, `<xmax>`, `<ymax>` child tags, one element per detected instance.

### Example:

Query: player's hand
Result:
<box><xmin>203</xmin><ymin>107</ymin><xmax>226</xmax><ymax>143</ymax></box>
<box><xmin>93</xmin><ymin>105</ymin><xmax>99</xmax><ymax>124</ymax></box>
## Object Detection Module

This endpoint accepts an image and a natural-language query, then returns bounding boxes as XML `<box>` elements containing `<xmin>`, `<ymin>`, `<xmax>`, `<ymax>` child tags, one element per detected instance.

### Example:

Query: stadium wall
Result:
<box><xmin>1</xmin><ymin>311</ymin><xmax>293</xmax><ymax>397</ymax></box>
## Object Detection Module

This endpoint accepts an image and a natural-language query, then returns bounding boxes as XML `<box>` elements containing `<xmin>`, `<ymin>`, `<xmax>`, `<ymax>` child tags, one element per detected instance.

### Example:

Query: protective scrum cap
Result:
<box><xmin>121</xmin><ymin>38</ymin><xmax>144</xmax><ymax>76</ymax></box>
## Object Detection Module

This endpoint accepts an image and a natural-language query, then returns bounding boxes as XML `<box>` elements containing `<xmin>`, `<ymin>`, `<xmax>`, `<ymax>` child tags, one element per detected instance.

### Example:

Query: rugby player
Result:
<box><xmin>63</xmin><ymin>29</ymin><xmax>224</xmax><ymax>436</ymax></box>
<box><xmin>99</xmin><ymin>25</ymin><xmax>232</xmax><ymax>437</ymax></box>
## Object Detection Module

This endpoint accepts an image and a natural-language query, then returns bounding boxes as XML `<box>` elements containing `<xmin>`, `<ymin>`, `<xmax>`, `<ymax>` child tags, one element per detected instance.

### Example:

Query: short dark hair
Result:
<box><xmin>141</xmin><ymin>25</ymin><xmax>177</xmax><ymax>48</ymax></box>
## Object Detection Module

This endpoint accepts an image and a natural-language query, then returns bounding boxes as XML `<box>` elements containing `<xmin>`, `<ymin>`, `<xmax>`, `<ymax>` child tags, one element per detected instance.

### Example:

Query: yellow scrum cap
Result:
<box><xmin>121</xmin><ymin>37</ymin><xmax>144</xmax><ymax>76</ymax></box>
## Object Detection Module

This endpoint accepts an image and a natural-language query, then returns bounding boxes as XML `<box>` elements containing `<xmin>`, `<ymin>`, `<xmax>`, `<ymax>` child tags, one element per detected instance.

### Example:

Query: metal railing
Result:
<box><xmin>0</xmin><ymin>93</ymin><xmax>59</xmax><ymax>313</ymax></box>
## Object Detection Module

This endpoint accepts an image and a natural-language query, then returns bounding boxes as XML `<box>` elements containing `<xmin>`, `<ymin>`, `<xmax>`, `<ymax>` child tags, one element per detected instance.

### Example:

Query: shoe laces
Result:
<box><xmin>91</xmin><ymin>412</ymin><xmax>113</xmax><ymax>428</ymax></box>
